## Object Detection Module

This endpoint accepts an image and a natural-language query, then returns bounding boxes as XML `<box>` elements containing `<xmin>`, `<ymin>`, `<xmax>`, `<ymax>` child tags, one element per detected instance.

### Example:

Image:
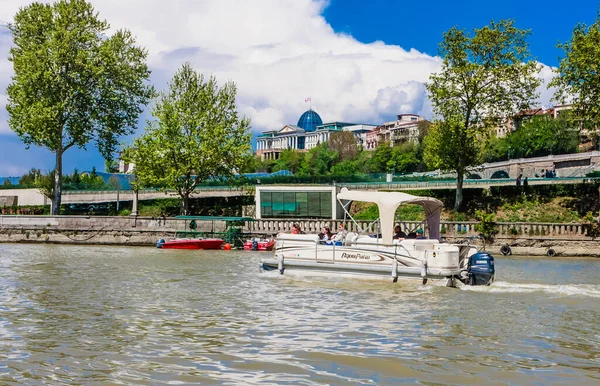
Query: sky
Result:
<box><xmin>0</xmin><ymin>0</ymin><xmax>598</xmax><ymax>177</ymax></box>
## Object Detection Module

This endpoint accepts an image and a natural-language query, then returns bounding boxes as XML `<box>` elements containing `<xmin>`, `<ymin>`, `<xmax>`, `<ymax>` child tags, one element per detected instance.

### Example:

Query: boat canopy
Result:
<box><xmin>336</xmin><ymin>188</ymin><xmax>443</xmax><ymax>244</ymax></box>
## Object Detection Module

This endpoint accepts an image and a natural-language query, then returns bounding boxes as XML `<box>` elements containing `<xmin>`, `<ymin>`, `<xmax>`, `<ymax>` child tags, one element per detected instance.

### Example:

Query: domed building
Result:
<box><xmin>255</xmin><ymin>108</ymin><xmax>376</xmax><ymax>160</ymax></box>
<box><xmin>297</xmin><ymin>109</ymin><xmax>323</xmax><ymax>132</ymax></box>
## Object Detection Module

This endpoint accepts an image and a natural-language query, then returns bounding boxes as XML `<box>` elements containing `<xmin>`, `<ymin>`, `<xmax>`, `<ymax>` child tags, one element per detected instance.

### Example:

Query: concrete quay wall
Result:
<box><xmin>0</xmin><ymin>215</ymin><xmax>598</xmax><ymax>256</ymax></box>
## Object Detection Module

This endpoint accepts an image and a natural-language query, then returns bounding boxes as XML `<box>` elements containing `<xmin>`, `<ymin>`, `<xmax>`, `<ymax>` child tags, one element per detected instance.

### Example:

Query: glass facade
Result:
<box><xmin>297</xmin><ymin>110</ymin><xmax>323</xmax><ymax>132</ymax></box>
<box><xmin>260</xmin><ymin>191</ymin><xmax>332</xmax><ymax>218</ymax></box>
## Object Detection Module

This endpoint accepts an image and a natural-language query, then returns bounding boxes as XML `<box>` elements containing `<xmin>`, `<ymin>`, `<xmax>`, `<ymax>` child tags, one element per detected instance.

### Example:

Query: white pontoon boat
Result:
<box><xmin>261</xmin><ymin>188</ymin><xmax>495</xmax><ymax>287</ymax></box>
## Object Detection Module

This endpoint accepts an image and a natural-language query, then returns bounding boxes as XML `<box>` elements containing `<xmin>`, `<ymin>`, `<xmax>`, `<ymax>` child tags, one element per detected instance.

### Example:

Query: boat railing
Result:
<box><xmin>277</xmin><ymin>235</ymin><xmax>418</xmax><ymax>263</ymax></box>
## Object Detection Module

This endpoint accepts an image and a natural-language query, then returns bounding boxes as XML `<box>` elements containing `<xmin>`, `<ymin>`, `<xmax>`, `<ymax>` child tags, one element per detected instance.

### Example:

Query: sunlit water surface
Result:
<box><xmin>1</xmin><ymin>244</ymin><xmax>599</xmax><ymax>385</ymax></box>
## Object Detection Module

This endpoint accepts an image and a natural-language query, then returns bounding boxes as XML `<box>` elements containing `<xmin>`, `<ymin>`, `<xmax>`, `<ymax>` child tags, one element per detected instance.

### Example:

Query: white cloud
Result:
<box><xmin>0</xmin><ymin>0</ymin><xmax>443</xmax><ymax>137</ymax></box>
<box><xmin>0</xmin><ymin>0</ymin><xmax>559</xmax><ymax>142</ymax></box>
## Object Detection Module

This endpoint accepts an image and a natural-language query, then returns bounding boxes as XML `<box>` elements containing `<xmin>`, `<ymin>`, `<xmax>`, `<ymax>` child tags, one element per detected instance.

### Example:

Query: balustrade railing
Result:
<box><xmin>246</xmin><ymin>219</ymin><xmax>594</xmax><ymax>240</ymax></box>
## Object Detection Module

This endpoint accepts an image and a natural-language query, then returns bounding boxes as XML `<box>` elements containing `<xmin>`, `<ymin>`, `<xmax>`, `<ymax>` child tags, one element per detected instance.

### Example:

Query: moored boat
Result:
<box><xmin>243</xmin><ymin>238</ymin><xmax>276</xmax><ymax>251</ymax></box>
<box><xmin>156</xmin><ymin>238</ymin><xmax>224</xmax><ymax>250</ymax></box>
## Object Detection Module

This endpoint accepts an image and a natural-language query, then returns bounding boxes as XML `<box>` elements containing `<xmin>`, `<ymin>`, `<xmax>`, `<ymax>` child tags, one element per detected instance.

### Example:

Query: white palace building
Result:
<box><xmin>255</xmin><ymin>109</ymin><xmax>376</xmax><ymax>160</ymax></box>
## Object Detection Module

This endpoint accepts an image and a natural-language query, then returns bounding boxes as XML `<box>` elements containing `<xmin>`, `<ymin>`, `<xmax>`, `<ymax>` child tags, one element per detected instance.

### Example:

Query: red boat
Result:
<box><xmin>157</xmin><ymin>238</ymin><xmax>224</xmax><ymax>250</ymax></box>
<box><xmin>243</xmin><ymin>239</ymin><xmax>276</xmax><ymax>251</ymax></box>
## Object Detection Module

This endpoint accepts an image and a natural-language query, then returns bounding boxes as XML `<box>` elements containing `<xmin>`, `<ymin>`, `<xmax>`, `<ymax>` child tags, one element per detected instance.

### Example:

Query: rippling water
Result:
<box><xmin>0</xmin><ymin>244</ymin><xmax>599</xmax><ymax>385</ymax></box>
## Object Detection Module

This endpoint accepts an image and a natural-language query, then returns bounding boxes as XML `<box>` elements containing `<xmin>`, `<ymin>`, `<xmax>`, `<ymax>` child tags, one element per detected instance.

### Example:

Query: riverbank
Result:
<box><xmin>0</xmin><ymin>215</ymin><xmax>599</xmax><ymax>256</ymax></box>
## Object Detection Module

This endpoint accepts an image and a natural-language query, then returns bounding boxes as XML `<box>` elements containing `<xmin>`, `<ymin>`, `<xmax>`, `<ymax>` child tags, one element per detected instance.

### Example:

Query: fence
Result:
<box><xmin>0</xmin><ymin>215</ymin><xmax>595</xmax><ymax>241</ymax></box>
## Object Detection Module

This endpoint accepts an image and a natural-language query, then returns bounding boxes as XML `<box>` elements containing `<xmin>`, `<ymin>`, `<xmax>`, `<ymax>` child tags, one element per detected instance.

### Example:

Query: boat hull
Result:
<box><xmin>159</xmin><ymin>239</ymin><xmax>224</xmax><ymax>250</ymax></box>
<box><xmin>263</xmin><ymin>234</ymin><xmax>466</xmax><ymax>285</ymax></box>
<box><xmin>243</xmin><ymin>240</ymin><xmax>276</xmax><ymax>251</ymax></box>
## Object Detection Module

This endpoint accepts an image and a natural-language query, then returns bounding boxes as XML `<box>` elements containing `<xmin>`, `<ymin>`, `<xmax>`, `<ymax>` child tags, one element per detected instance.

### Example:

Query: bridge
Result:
<box><xmin>2</xmin><ymin>177</ymin><xmax>599</xmax><ymax>208</ymax></box>
<box><xmin>468</xmin><ymin>151</ymin><xmax>600</xmax><ymax>179</ymax></box>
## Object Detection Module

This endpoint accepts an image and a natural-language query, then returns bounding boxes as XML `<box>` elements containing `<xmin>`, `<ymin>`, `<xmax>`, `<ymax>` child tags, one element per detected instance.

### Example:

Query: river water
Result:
<box><xmin>0</xmin><ymin>244</ymin><xmax>599</xmax><ymax>385</ymax></box>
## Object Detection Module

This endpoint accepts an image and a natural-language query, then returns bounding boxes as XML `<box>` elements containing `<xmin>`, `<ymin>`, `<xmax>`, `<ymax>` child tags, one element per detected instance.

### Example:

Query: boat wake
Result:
<box><xmin>461</xmin><ymin>281</ymin><xmax>600</xmax><ymax>298</ymax></box>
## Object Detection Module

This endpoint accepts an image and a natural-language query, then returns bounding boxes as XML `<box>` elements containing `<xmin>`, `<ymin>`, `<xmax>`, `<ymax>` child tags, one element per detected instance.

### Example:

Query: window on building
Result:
<box><xmin>260</xmin><ymin>191</ymin><xmax>332</xmax><ymax>218</ymax></box>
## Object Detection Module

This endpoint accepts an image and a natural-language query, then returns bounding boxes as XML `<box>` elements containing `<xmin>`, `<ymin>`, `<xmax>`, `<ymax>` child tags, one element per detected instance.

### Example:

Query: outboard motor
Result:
<box><xmin>156</xmin><ymin>239</ymin><xmax>165</xmax><ymax>249</ymax></box>
<box><xmin>466</xmin><ymin>252</ymin><xmax>495</xmax><ymax>285</ymax></box>
<box><xmin>252</xmin><ymin>239</ymin><xmax>259</xmax><ymax>251</ymax></box>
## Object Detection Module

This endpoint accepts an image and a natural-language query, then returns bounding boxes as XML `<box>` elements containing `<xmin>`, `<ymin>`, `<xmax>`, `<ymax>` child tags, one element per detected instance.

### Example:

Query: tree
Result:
<box><xmin>328</xmin><ymin>131</ymin><xmax>358</xmax><ymax>161</ymax></box>
<box><xmin>2</xmin><ymin>179</ymin><xmax>13</xmax><ymax>187</ymax></box>
<box><xmin>34</xmin><ymin>170</ymin><xmax>56</xmax><ymax>203</ymax></box>
<box><xmin>298</xmin><ymin>142</ymin><xmax>338</xmax><ymax>176</ymax></box>
<box><xmin>425</xmin><ymin>20</ymin><xmax>540</xmax><ymax>211</ymax></box>
<box><xmin>18</xmin><ymin>168</ymin><xmax>42</xmax><ymax>187</ymax></box>
<box><xmin>131</xmin><ymin>62</ymin><xmax>251</xmax><ymax>214</ymax></box>
<box><xmin>273</xmin><ymin>149</ymin><xmax>304</xmax><ymax>173</ymax></box>
<box><xmin>506</xmin><ymin>115</ymin><xmax>579</xmax><ymax>158</ymax></box>
<box><xmin>367</xmin><ymin>142</ymin><xmax>393</xmax><ymax>173</ymax></box>
<box><xmin>6</xmin><ymin>0</ymin><xmax>153</xmax><ymax>214</ymax></box>
<box><xmin>388</xmin><ymin>142</ymin><xmax>422</xmax><ymax>174</ymax></box>
<box><xmin>550</xmin><ymin>12</ymin><xmax>600</xmax><ymax>131</ymax></box>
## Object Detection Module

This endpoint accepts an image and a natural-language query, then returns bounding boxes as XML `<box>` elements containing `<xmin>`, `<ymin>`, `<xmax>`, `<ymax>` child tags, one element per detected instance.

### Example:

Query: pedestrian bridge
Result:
<box><xmin>469</xmin><ymin>151</ymin><xmax>600</xmax><ymax>179</ymax></box>
<box><xmin>2</xmin><ymin>177</ymin><xmax>599</xmax><ymax>207</ymax></box>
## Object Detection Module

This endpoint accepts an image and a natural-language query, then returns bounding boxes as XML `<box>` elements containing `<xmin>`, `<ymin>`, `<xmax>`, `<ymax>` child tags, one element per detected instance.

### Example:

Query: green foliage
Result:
<box><xmin>368</xmin><ymin>143</ymin><xmax>393</xmax><ymax>172</ymax></box>
<box><xmin>104</xmin><ymin>159</ymin><xmax>119</xmax><ymax>173</ymax></box>
<box><xmin>2</xmin><ymin>179</ymin><xmax>13</xmax><ymax>187</ymax></box>
<box><xmin>6</xmin><ymin>0</ymin><xmax>153</xmax><ymax>214</ymax></box>
<box><xmin>131</xmin><ymin>62</ymin><xmax>251</xmax><ymax>214</ymax></box>
<box><xmin>273</xmin><ymin>149</ymin><xmax>304</xmax><ymax>173</ymax></box>
<box><xmin>139</xmin><ymin>205</ymin><xmax>163</xmax><ymax>217</ymax></box>
<box><xmin>480</xmin><ymin>136</ymin><xmax>509</xmax><ymax>163</ymax></box>
<box><xmin>425</xmin><ymin>19</ymin><xmax>540</xmax><ymax>211</ymax></box>
<box><xmin>18</xmin><ymin>168</ymin><xmax>42</xmax><ymax>187</ymax></box>
<box><xmin>298</xmin><ymin>142</ymin><xmax>338</xmax><ymax>176</ymax></box>
<box><xmin>474</xmin><ymin>210</ymin><xmax>498</xmax><ymax>241</ymax></box>
<box><xmin>508</xmin><ymin>115</ymin><xmax>579</xmax><ymax>159</ymax></box>
<box><xmin>330</xmin><ymin>160</ymin><xmax>360</xmax><ymax>176</ymax></box>
<box><xmin>34</xmin><ymin>170</ymin><xmax>56</xmax><ymax>199</ymax></box>
<box><xmin>353</xmin><ymin>203</ymin><xmax>379</xmax><ymax>220</ymax></box>
<box><xmin>550</xmin><ymin>12</ymin><xmax>600</xmax><ymax>130</ymax></box>
<box><xmin>583</xmin><ymin>212</ymin><xmax>600</xmax><ymax>239</ymax></box>
<box><xmin>395</xmin><ymin>205</ymin><xmax>425</xmax><ymax>222</ymax></box>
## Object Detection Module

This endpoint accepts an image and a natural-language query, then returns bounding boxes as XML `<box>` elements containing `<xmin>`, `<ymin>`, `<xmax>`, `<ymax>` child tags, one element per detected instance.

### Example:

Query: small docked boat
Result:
<box><xmin>243</xmin><ymin>238</ymin><xmax>276</xmax><ymax>251</ymax></box>
<box><xmin>261</xmin><ymin>188</ymin><xmax>495</xmax><ymax>287</ymax></box>
<box><xmin>156</xmin><ymin>216</ymin><xmax>231</xmax><ymax>250</ymax></box>
<box><xmin>156</xmin><ymin>238</ymin><xmax>224</xmax><ymax>250</ymax></box>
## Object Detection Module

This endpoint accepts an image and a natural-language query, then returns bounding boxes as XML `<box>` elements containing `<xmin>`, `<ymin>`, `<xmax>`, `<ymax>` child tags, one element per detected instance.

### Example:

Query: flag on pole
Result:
<box><xmin>305</xmin><ymin>97</ymin><xmax>311</xmax><ymax>103</ymax></box>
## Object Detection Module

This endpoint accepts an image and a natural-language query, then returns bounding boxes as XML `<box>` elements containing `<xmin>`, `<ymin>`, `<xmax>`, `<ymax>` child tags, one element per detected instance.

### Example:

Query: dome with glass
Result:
<box><xmin>297</xmin><ymin>110</ymin><xmax>323</xmax><ymax>132</ymax></box>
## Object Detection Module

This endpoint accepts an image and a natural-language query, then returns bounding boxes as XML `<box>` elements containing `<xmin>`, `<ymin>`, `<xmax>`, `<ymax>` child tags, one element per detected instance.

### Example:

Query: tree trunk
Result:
<box><xmin>180</xmin><ymin>194</ymin><xmax>190</xmax><ymax>215</ymax></box>
<box><xmin>52</xmin><ymin>151</ymin><xmax>63</xmax><ymax>215</ymax></box>
<box><xmin>454</xmin><ymin>171</ymin><xmax>464</xmax><ymax>212</ymax></box>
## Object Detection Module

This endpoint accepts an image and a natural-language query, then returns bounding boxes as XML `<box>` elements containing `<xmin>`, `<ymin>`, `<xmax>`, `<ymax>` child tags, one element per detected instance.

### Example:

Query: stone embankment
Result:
<box><xmin>0</xmin><ymin>215</ymin><xmax>598</xmax><ymax>257</ymax></box>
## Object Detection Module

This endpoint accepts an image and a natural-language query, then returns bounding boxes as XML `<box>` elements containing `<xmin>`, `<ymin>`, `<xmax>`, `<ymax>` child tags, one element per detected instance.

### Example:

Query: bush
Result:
<box><xmin>474</xmin><ymin>210</ymin><xmax>498</xmax><ymax>241</ymax></box>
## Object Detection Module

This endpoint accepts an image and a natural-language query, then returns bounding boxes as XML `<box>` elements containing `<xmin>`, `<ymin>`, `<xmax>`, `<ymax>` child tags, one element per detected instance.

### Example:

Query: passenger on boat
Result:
<box><xmin>416</xmin><ymin>229</ymin><xmax>426</xmax><ymax>239</ymax></box>
<box><xmin>291</xmin><ymin>223</ymin><xmax>304</xmax><ymax>234</ymax></box>
<box><xmin>333</xmin><ymin>224</ymin><xmax>347</xmax><ymax>242</ymax></box>
<box><xmin>319</xmin><ymin>227</ymin><xmax>333</xmax><ymax>241</ymax></box>
<box><xmin>393</xmin><ymin>225</ymin><xmax>406</xmax><ymax>240</ymax></box>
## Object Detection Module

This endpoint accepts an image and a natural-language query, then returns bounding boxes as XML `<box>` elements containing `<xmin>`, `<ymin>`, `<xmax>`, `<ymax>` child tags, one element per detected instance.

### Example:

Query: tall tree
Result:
<box><xmin>550</xmin><ymin>13</ymin><xmax>600</xmax><ymax>132</ymax></box>
<box><xmin>425</xmin><ymin>20</ymin><xmax>540</xmax><ymax>210</ymax></box>
<box><xmin>328</xmin><ymin>131</ymin><xmax>359</xmax><ymax>161</ymax></box>
<box><xmin>131</xmin><ymin>63</ymin><xmax>251</xmax><ymax>214</ymax></box>
<box><xmin>6</xmin><ymin>0</ymin><xmax>153</xmax><ymax>214</ymax></box>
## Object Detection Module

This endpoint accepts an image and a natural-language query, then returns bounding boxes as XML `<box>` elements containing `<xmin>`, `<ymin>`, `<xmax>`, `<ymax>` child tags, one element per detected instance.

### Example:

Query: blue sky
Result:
<box><xmin>0</xmin><ymin>0</ymin><xmax>598</xmax><ymax>178</ymax></box>
<box><xmin>324</xmin><ymin>0</ymin><xmax>599</xmax><ymax>67</ymax></box>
